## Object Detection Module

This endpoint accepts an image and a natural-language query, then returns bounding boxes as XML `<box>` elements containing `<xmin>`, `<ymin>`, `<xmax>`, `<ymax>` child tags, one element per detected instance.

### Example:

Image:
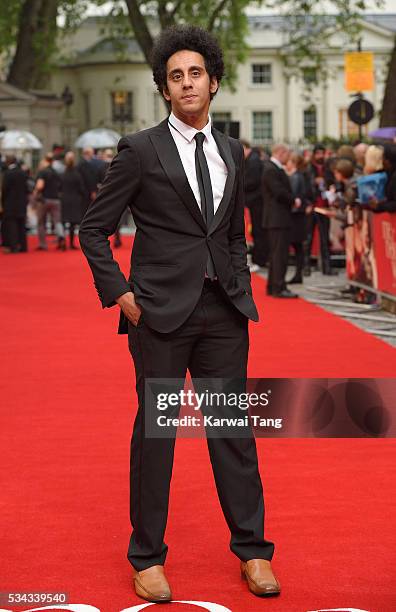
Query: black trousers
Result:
<box><xmin>306</xmin><ymin>212</ymin><xmax>331</xmax><ymax>272</ymax></box>
<box><xmin>2</xmin><ymin>216</ymin><xmax>27</xmax><ymax>252</ymax></box>
<box><xmin>127</xmin><ymin>280</ymin><xmax>274</xmax><ymax>570</ymax></box>
<box><xmin>267</xmin><ymin>228</ymin><xmax>290</xmax><ymax>295</ymax></box>
<box><xmin>290</xmin><ymin>242</ymin><xmax>304</xmax><ymax>278</ymax></box>
<box><xmin>248</xmin><ymin>203</ymin><xmax>268</xmax><ymax>266</ymax></box>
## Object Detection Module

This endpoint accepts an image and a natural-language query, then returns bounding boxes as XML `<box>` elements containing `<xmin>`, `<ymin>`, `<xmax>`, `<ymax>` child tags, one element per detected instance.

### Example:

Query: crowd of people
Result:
<box><xmin>1</xmin><ymin>137</ymin><xmax>396</xmax><ymax>298</ymax></box>
<box><xmin>0</xmin><ymin>147</ymin><xmax>115</xmax><ymax>253</ymax></box>
<box><xmin>242</xmin><ymin>139</ymin><xmax>396</xmax><ymax>298</ymax></box>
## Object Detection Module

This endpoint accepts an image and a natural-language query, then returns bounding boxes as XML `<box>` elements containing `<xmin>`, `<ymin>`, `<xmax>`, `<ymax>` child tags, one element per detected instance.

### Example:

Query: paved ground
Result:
<box><xmin>255</xmin><ymin>264</ymin><xmax>396</xmax><ymax>349</ymax></box>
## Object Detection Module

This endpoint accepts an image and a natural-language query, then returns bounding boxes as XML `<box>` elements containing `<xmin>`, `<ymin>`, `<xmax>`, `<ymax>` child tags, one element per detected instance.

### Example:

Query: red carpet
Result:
<box><xmin>1</xmin><ymin>236</ymin><xmax>395</xmax><ymax>612</ymax></box>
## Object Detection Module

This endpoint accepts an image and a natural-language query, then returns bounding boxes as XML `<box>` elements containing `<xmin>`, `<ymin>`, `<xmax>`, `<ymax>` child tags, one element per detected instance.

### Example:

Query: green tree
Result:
<box><xmin>89</xmin><ymin>0</ymin><xmax>388</xmax><ymax>118</ymax></box>
<box><xmin>97</xmin><ymin>0</ymin><xmax>251</xmax><ymax>90</ymax></box>
<box><xmin>0</xmin><ymin>0</ymin><xmax>250</xmax><ymax>91</ymax></box>
<box><xmin>103</xmin><ymin>0</ymin><xmax>384</xmax><ymax>91</ymax></box>
<box><xmin>1</xmin><ymin>0</ymin><xmax>390</xmax><ymax>121</ymax></box>
<box><xmin>7</xmin><ymin>0</ymin><xmax>58</xmax><ymax>90</ymax></box>
<box><xmin>0</xmin><ymin>0</ymin><xmax>96</xmax><ymax>90</ymax></box>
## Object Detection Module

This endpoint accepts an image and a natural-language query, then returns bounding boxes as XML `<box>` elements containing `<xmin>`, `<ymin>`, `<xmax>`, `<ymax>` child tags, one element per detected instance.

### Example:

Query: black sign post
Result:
<box><xmin>347</xmin><ymin>95</ymin><xmax>374</xmax><ymax>140</ymax></box>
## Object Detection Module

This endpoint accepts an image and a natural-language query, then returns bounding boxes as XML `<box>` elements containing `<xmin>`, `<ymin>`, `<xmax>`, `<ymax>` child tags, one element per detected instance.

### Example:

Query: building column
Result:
<box><xmin>321</xmin><ymin>78</ymin><xmax>328</xmax><ymax>140</ymax></box>
<box><xmin>283</xmin><ymin>73</ymin><xmax>290</xmax><ymax>142</ymax></box>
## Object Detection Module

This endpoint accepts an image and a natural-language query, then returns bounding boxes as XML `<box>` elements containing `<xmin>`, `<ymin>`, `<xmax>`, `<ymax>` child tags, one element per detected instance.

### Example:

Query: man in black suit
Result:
<box><xmin>1</xmin><ymin>156</ymin><xmax>29</xmax><ymax>253</ymax></box>
<box><xmin>79</xmin><ymin>25</ymin><xmax>279</xmax><ymax>602</ymax></box>
<box><xmin>262</xmin><ymin>144</ymin><xmax>298</xmax><ymax>298</ymax></box>
<box><xmin>241</xmin><ymin>140</ymin><xmax>268</xmax><ymax>270</ymax></box>
<box><xmin>77</xmin><ymin>147</ymin><xmax>100</xmax><ymax>213</ymax></box>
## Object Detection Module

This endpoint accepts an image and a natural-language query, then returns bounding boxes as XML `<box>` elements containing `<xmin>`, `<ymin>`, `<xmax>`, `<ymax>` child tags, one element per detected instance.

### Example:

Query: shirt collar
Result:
<box><xmin>169</xmin><ymin>111</ymin><xmax>212</xmax><ymax>143</ymax></box>
<box><xmin>270</xmin><ymin>156</ymin><xmax>284</xmax><ymax>170</ymax></box>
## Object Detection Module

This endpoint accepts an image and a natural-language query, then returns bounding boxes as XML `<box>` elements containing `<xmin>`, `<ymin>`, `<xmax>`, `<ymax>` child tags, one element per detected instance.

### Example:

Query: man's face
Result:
<box><xmin>334</xmin><ymin>169</ymin><xmax>343</xmax><ymax>183</ymax></box>
<box><xmin>278</xmin><ymin>148</ymin><xmax>290</xmax><ymax>165</ymax></box>
<box><xmin>163</xmin><ymin>50</ymin><xmax>218</xmax><ymax>120</ymax></box>
<box><xmin>313</xmin><ymin>149</ymin><xmax>325</xmax><ymax>163</ymax></box>
<box><xmin>243</xmin><ymin>145</ymin><xmax>251</xmax><ymax>159</ymax></box>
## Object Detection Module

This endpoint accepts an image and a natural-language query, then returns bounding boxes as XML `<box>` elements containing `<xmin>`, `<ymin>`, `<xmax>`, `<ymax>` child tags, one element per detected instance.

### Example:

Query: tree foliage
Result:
<box><xmin>0</xmin><ymin>0</ymin><xmax>97</xmax><ymax>89</ymax></box>
<box><xmin>94</xmin><ymin>0</ymin><xmax>251</xmax><ymax>91</ymax></box>
<box><xmin>0</xmin><ymin>1</ymin><xmax>21</xmax><ymax>56</ymax></box>
<box><xmin>7</xmin><ymin>0</ymin><xmax>58</xmax><ymax>89</ymax></box>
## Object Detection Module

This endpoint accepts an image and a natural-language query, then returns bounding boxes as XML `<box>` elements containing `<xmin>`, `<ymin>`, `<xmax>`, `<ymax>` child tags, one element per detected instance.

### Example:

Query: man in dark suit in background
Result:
<box><xmin>79</xmin><ymin>25</ymin><xmax>280</xmax><ymax>603</ymax></box>
<box><xmin>1</xmin><ymin>155</ymin><xmax>29</xmax><ymax>253</ymax></box>
<box><xmin>262</xmin><ymin>144</ymin><xmax>298</xmax><ymax>298</ymax></box>
<box><xmin>241</xmin><ymin>140</ymin><xmax>268</xmax><ymax>270</ymax></box>
<box><xmin>306</xmin><ymin>143</ymin><xmax>336</xmax><ymax>276</ymax></box>
<box><xmin>77</xmin><ymin>147</ymin><xmax>100</xmax><ymax>213</ymax></box>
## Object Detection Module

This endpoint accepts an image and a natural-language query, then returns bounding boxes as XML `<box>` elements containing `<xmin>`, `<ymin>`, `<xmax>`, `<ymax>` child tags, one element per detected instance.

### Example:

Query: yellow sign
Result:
<box><xmin>345</xmin><ymin>52</ymin><xmax>374</xmax><ymax>92</ymax></box>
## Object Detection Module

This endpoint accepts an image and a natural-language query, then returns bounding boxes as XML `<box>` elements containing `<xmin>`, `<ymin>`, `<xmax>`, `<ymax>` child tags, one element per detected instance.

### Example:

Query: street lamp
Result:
<box><xmin>113</xmin><ymin>91</ymin><xmax>128</xmax><ymax>135</ymax></box>
<box><xmin>61</xmin><ymin>85</ymin><xmax>74</xmax><ymax>109</ymax></box>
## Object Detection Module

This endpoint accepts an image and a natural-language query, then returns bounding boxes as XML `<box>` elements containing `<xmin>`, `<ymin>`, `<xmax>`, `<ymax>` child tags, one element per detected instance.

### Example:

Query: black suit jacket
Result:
<box><xmin>77</xmin><ymin>159</ymin><xmax>98</xmax><ymax>201</ymax></box>
<box><xmin>261</xmin><ymin>160</ymin><xmax>294</xmax><ymax>229</ymax></box>
<box><xmin>244</xmin><ymin>150</ymin><xmax>264</xmax><ymax>209</ymax></box>
<box><xmin>1</xmin><ymin>165</ymin><xmax>29</xmax><ymax>217</ymax></box>
<box><xmin>79</xmin><ymin>118</ymin><xmax>258</xmax><ymax>334</ymax></box>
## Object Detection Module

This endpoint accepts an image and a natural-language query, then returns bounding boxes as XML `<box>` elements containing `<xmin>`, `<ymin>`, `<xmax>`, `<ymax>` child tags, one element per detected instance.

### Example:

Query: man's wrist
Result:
<box><xmin>115</xmin><ymin>291</ymin><xmax>133</xmax><ymax>304</ymax></box>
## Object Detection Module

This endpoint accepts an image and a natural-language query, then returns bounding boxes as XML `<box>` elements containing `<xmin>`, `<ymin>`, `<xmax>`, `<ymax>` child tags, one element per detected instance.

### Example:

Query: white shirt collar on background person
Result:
<box><xmin>167</xmin><ymin>111</ymin><xmax>228</xmax><ymax>214</ymax></box>
<box><xmin>270</xmin><ymin>156</ymin><xmax>284</xmax><ymax>170</ymax></box>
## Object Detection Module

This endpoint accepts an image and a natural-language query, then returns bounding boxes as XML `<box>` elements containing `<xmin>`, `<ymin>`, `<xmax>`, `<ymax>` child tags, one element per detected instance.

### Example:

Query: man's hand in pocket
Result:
<box><xmin>116</xmin><ymin>291</ymin><xmax>142</xmax><ymax>326</ymax></box>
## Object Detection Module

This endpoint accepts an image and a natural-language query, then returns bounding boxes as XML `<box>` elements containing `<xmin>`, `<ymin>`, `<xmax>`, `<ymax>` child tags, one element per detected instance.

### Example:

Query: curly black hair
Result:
<box><xmin>151</xmin><ymin>25</ymin><xmax>225</xmax><ymax>99</ymax></box>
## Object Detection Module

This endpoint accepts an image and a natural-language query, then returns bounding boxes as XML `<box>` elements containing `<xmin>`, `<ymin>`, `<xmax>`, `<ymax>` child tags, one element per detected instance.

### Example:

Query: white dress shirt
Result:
<box><xmin>270</xmin><ymin>156</ymin><xmax>285</xmax><ymax>171</ymax></box>
<box><xmin>168</xmin><ymin>112</ymin><xmax>228</xmax><ymax>214</ymax></box>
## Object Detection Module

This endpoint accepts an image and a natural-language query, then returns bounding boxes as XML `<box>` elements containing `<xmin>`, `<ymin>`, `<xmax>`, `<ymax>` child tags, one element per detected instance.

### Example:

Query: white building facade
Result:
<box><xmin>47</xmin><ymin>14</ymin><xmax>396</xmax><ymax>147</ymax></box>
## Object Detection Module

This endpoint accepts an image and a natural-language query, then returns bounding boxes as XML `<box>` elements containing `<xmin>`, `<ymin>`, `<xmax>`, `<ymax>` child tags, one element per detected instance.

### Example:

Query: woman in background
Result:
<box><xmin>61</xmin><ymin>151</ymin><xmax>86</xmax><ymax>249</ymax></box>
<box><xmin>364</xmin><ymin>145</ymin><xmax>384</xmax><ymax>175</ymax></box>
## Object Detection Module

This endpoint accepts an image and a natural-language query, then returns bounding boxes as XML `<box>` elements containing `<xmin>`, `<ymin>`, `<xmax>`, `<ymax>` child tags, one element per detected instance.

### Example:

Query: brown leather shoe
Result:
<box><xmin>240</xmin><ymin>559</ymin><xmax>281</xmax><ymax>597</ymax></box>
<box><xmin>133</xmin><ymin>565</ymin><xmax>172</xmax><ymax>602</ymax></box>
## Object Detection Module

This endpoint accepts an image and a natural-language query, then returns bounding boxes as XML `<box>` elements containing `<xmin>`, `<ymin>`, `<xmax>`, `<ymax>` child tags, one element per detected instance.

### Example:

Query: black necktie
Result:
<box><xmin>194</xmin><ymin>132</ymin><xmax>216</xmax><ymax>279</ymax></box>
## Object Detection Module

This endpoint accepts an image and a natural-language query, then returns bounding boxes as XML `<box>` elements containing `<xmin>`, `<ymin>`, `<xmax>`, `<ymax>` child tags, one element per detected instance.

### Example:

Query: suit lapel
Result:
<box><xmin>149</xmin><ymin>119</ymin><xmax>236</xmax><ymax>235</ymax></box>
<box><xmin>208</xmin><ymin>127</ymin><xmax>236</xmax><ymax>235</ymax></box>
<box><xmin>149</xmin><ymin>119</ymin><xmax>206</xmax><ymax>232</ymax></box>
<box><xmin>270</xmin><ymin>160</ymin><xmax>286</xmax><ymax>180</ymax></box>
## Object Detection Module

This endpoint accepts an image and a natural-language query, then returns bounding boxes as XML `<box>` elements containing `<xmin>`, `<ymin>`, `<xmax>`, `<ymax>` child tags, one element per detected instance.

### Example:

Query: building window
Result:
<box><xmin>212</xmin><ymin>113</ymin><xmax>237</xmax><ymax>137</ymax></box>
<box><xmin>304</xmin><ymin>107</ymin><xmax>317</xmax><ymax>139</ymax></box>
<box><xmin>212</xmin><ymin>112</ymin><xmax>232</xmax><ymax>123</ymax></box>
<box><xmin>303</xmin><ymin>68</ymin><xmax>318</xmax><ymax>85</ymax></box>
<box><xmin>111</xmin><ymin>91</ymin><xmax>133</xmax><ymax>123</ymax></box>
<box><xmin>252</xmin><ymin>111</ymin><xmax>273</xmax><ymax>143</ymax></box>
<box><xmin>251</xmin><ymin>63</ymin><xmax>272</xmax><ymax>85</ymax></box>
